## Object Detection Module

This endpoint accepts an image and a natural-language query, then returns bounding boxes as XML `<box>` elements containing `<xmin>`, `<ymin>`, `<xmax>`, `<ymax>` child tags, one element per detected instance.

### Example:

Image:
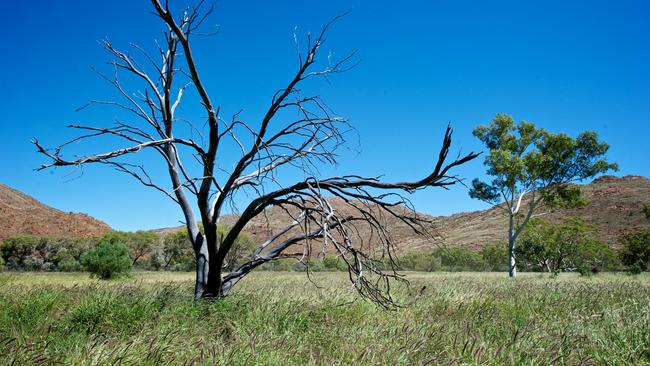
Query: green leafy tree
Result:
<box><xmin>517</xmin><ymin>218</ymin><xmax>617</xmax><ymax>273</ymax></box>
<box><xmin>469</xmin><ymin>114</ymin><xmax>617</xmax><ymax>277</ymax></box>
<box><xmin>161</xmin><ymin>230</ymin><xmax>195</xmax><ymax>271</ymax></box>
<box><xmin>479</xmin><ymin>244</ymin><xmax>508</xmax><ymax>271</ymax></box>
<box><xmin>620</xmin><ymin>231</ymin><xmax>650</xmax><ymax>272</ymax></box>
<box><xmin>100</xmin><ymin>231</ymin><xmax>160</xmax><ymax>266</ymax></box>
<box><xmin>58</xmin><ymin>255</ymin><xmax>83</xmax><ymax>272</ymax></box>
<box><xmin>81</xmin><ymin>242</ymin><xmax>132</xmax><ymax>279</ymax></box>
<box><xmin>0</xmin><ymin>236</ymin><xmax>91</xmax><ymax>271</ymax></box>
<box><xmin>573</xmin><ymin>238</ymin><xmax>619</xmax><ymax>275</ymax></box>
<box><xmin>161</xmin><ymin>226</ymin><xmax>256</xmax><ymax>272</ymax></box>
<box><xmin>128</xmin><ymin>231</ymin><xmax>159</xmax><ymax>266</ymax></box>
<box><xmin>433</xmin><ymin>247</ymin><xmax>484</xmax><ymax>271</ymax></box>
<box><xmin>398</xmin><ymin>253</ymin><xmax>443</xmax><ymax>272</ymax></box>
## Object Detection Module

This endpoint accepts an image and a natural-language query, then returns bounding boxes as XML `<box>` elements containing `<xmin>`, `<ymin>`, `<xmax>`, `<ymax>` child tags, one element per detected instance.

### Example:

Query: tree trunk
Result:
<box><xmin>194</xmin><ymin>234</ymin><xmax>209</xmax><ymax>300</ymax></box>
<box><xmin>508</xmin><ymin>214</ymin><xmax>517</xmax><ymax>278</ymax></box>
<box><xmin>508</xmin><ymin>239</ymin><xmax>517</xmax><ymax>277</ymax></box>
<box><xmin>193</xmin><ymin>233</ymin><xmax>224</xmax><ymax>300</ymax></box>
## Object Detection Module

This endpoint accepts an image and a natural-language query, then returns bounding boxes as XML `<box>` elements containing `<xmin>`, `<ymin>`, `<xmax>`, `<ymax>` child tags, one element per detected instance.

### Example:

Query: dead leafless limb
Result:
<box><xmin>34</xmin><ymin>1</ymin><xmax>479</xmax><ymax>306</ymax></box>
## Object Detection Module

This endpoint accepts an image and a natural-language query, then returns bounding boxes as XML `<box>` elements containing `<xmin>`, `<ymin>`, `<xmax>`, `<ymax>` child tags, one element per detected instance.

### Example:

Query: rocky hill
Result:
<box><xmin>0</xmin><ymin>184</ymin><xmax>111</xmax><ymax>239</ymax></box>
<box><xmin>6</xmin><ymin>175</ymin><xmax>646</xmax><ymax>251</ymax></box>
<box><xmin>156</xmin><ymin>175</ymin><xmax>650</xmax><ymax>254</ymax></box>
<box><xmin>420</xmin><ymin>175</ymin><xmax>650</xmax><ymax>252</ymax></box>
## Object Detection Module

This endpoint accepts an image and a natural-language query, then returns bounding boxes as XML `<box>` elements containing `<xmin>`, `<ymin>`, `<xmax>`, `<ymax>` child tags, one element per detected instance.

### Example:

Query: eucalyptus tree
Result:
<box><xmin>469</xmin><ymin>113</ymin><xmax>616</xmax><ymax>277</ymax></box>
<box><xmin>34</xmin><ymin>0</ymin><xmax>478</xmax><ymax>305</ymax></box>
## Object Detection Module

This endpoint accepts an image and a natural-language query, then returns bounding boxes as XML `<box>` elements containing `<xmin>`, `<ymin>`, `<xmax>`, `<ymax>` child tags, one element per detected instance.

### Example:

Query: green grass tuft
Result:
<box><xmin>0</xmin><ymin>271</ymin><xmax>648</xmax><ymax>365</ymax></box>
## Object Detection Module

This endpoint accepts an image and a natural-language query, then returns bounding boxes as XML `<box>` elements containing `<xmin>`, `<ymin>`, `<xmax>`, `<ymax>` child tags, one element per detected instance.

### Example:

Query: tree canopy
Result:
<box><xmin>469</xmin><ymin>113</ymin><xmax>617</xmax><ymax>276</ymax></box>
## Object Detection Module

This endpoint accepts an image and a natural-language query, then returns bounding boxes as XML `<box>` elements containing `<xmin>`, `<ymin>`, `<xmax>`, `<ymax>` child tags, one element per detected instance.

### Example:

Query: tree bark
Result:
<box><xmin>508</xmin><ymin>213</ymin><xmax>517</xmax><ymax>278</ymax></box>
<box><xmin>193</xmin><ymin>234</ymin><xmax>210</xmax><ymax>299</ymax></box>
<box><xmin>192</xmin><ymin>232</ymin><xmax>225</xmax><ymax>300</ymax></box>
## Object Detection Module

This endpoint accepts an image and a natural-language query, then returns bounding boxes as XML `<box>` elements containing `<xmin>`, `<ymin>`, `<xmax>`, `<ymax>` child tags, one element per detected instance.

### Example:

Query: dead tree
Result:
<box><xmin>34</xmin><ymin>0</ymin><xmax>478</xmax><ymax>305</ymax></box>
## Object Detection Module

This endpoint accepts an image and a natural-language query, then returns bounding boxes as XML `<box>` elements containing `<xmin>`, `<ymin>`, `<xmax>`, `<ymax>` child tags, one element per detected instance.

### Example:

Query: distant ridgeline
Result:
<box><xmin>0</xmin><ymin>183</ymin><xmax>111</xmax><ymax>239</ymax></box>
<box><xmin>1</xmin><ymin>176</ymin><xmax>649</xmax><ymax>273</ymax></box>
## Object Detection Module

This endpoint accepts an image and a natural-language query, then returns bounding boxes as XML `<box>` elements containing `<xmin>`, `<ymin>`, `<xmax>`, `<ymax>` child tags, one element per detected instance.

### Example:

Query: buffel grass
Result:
<box><xmin>0</xmin><ymin>271</ymin><xmax>648</xmax><ymax>365</ymax></box>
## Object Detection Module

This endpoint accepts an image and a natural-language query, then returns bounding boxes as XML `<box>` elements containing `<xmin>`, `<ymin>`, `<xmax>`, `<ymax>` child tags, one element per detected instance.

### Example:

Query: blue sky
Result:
<box><xmin>1</xmin><ymin>0</ymin><xmax>648</xmax><ymax>231</ymax></box>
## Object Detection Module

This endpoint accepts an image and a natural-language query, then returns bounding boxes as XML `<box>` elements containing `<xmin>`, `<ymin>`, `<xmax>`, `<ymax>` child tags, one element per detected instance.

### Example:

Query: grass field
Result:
<box><xmin>1</xmin><ymin>271</ymin><xmax>649</xmax><ymax>365</ymax></box>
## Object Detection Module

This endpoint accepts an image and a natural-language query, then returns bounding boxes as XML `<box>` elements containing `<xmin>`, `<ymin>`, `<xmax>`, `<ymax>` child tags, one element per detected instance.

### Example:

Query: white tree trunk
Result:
<box><xmin>193</xmin><ymin>234</ymin><xmax>210</xmax><ymax>300</ymax></box>
<box><xmin>508</xmin><ymin>213</ymin><xmax>517</xmax><ymax>278</ymax></box>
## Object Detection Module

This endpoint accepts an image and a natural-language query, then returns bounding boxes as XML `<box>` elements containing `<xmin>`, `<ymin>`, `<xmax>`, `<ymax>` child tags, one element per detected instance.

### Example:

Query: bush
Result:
<box><xmin>628</xmin><ymin>260</ymin><xmax>644</xmax><ymax>275</ymax></box>
<box><xmin>0</xmin><ymin>256</ymin><xmax>4</xmax><ymax>271</ymax></box>
<box><xmin>58</xmin><ymin>256</ymin><xmax>82</xmax><ymax>272</ymax></box>
<box><xmin>22</xmin><ymin>256</ymin><xmax>45</xmax><ymax>271</ymax></box>
<box><xmin>322</xmin><ymin>256</ymin><xmax>348</xmax><ymax>271</ymax></box>
<box><xmin>434</xmin><ymin>247</ymin><xmax>483</xmax><ymax>271</ymax></box>
<box><xmin>398</xmin><ymin>253</ymin><xmax>443</xmax><ymax>272</ymax></box>
<box><xmin>643</xmin><ymin>202</ymin><xmax>650</xmax><ymax>220</ymax></box>
<box><xmin>80</xmin><ymin>242</ymin><xmax>132</xmax><ymax>279</ymax></box>
<box><xmin>159</xmin><ymin>230</ymin><xmax>195</xmax><ymax>271</ymax></box>
<box><xmin>573</xmin><ymin>238</ymin><xmax>619</xmax><ymax>274</ymax></box>
<box><xmin>576</xmin><ymin>264</ymin><xmax>592</xmax><ymax>277</ymax></box>
<box><xmin>516</xmin><ymin>218</ymin><xmax>616</xmax><ymax>273</ymax></box>
<box><xmin>98</xmin><ymin>231</ymin><xmax>161</xmax><ymax>268</ymax></box>
<box><xmin>479</xmin><ymin>244</ymin><xmax>508</xmax><ymax>271</ymax></box>
<box><xmin>621</xmin><ymin>230</ymin><xmax>650</xmax><ymax>272</ymax></box>
<box><xmin>147</xmin><ymin>247</ymin><xmax>166</xmax><ymax>271</ymax></box>
<box><xmin>259</xmin><ymin>258</ymin><xmax>296</xmax><ymax>271</ymax></box>
<box><xmin>398</xmin><ymin>246</ymin><xmax>512</xmax><ymax>272</ymax></box>
<box><xmin>0</xmin><ymin>236</ymin><xmax>92</xmax><ymax>271</ymax></box>
<box><xmin>220</xmin><ymin>226</ymin><xmax>256</xmax><ymax>272</ymax></box>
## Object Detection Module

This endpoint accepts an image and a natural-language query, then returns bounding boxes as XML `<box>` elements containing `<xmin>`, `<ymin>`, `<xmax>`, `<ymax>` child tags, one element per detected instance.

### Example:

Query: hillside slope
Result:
<box><xmin>424</xmin><ymin>175</ymin><xmax>650</xmax><ymax>252</ymax></box>
<box><xmin>0</xmin><ymin>184</ymin><xmax>111</xmax><ymax>239</ymax></box>
<box><xmin>155</xmin><ymin>175</ymin><xmax>650</xmax><ymax>254</ymax></box>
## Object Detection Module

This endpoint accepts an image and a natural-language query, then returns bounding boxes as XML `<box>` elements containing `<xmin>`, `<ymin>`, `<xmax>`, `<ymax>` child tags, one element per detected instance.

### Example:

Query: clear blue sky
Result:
<box><xmin>1</xmin><ymin>0</ymin><xmax>648</xmax><ymax>231</ymax></box>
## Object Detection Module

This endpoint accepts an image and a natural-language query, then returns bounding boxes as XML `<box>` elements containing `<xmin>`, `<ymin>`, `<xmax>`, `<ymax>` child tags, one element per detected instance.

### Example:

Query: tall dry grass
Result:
<box><xmin>0</xmin><ymin>271</ymin><xmax>648</xmax><ymax>365</ymax></box>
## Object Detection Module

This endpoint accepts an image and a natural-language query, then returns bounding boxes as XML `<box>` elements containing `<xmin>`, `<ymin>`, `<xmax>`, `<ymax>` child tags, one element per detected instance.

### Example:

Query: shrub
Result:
<box><xmin>80</xmin><ymin>242</ymin><xmax>132</xmax><ymax>279</ymax></box>
<box><xmin>0</xmin><ymin>236</ymin><xmax>92</xmax><ymax>271</ymax></box>
<box><xmin>479</xmin><ymin>244</ymin><xmax>508</xmax><ymax>271</ymax></box>
<box><xmin>576</xmin><ymin>264</ymin><xmax>592</xmax><ymax>277</ymax></box>
<box><xmin>398</xmin><ymin>253</ymin><xmax>443</xmax><ymax>272</ymax></box>
<box><xmin>0</xmin><ymin>256</ymin><xmax>4</xmax><ymax>271</ymax></box>
<box><xmin>98</xmin><ymin>231</ymin><xmax>160</xmax><ymax>267</ymax></box>
<box><xmin>161</xmin><ymin>230</ymin><xmax>195</xmax><ymax>271</ymax></box>
<box><xmin>620</xmin><ymin>230</ymin><xmax>650</xmax><ymax>272</ymax></box>
<box><xmin>643</xmin><ymin>202</ymin><xmax>650</xmax><ymax>220</ymax></box>
<box><xmin>573</xmin><ymin>238</ymin><xmax>619</xmax><ymax>273</ymax></box>
<box><xmin>0</xmin><ymin>236</ymin><xmax>44</xmax><ymax>270</ymax></box>
<box><xmin>628</xmin><ymin>260</ymin><xmax>644</xmax><ymax>275</ymax></box>
<box><xmin>22</xmin><ymin>256</ymin><xmax>45</xmax><ymax>271</ymax></box>
<box><xmin>259</xmin><ymin>258</ymin><xmax>295</xmax><ymax>271</ymax></box>
<box><xmin>147</xmin><ymin>246</ymin><xmax>166</xmax><ymax>271</ymax></box>
<box><xmin>434</xmin><ymin>247</ymin><xmax>483</xmax><ymax>271</ymax></box>
<box><xmin>516</xmin><ymin>218</ymin><xmax>616</xmax><ymax>273</ymax></box>
<box><xmin>58</xmin><ymin>255</ymin><xmax>82</xmax><ymax>272</ymax></box>
<box><xmin>322</xmin><ymin>256</ymin><xmax>348</xmax><ymax>271</ymax></box>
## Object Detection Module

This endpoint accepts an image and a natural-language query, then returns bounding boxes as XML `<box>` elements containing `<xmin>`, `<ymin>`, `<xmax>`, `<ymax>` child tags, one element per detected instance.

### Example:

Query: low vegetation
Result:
<box><xmin>0</xmin><ymin>271</ymin><xmax>648</xmax><ymax>365</ymax></box>
<box><xmin>516</xmin><ymin>218</ymin><xmax>619</xmax><ymax>274</ymax></box>
<box><xmin>1</xmin><ymin>219</ymin><xmax>648</xmax><ymax>276</ymax></box>
<box><xmin>0</xmin><ymin>226</ymin><xmax>254</xmax><ymax>274</ymax></box>
<box><xmin>80</xmin><ymin>242</ymin><xmax>132</xmax><ymax>279</ymax></box>
<box><xmin>621</xmin><ymin>230</ymin><xmax>650</xmax><ymax>273</ymax></box>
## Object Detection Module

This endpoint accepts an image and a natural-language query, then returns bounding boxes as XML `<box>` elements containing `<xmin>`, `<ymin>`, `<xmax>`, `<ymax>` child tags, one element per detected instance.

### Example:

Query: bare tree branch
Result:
<box><xmin>34</xmin><ymin>2</ymin><xmax>478</xmax><ymax>305</ymax></box>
